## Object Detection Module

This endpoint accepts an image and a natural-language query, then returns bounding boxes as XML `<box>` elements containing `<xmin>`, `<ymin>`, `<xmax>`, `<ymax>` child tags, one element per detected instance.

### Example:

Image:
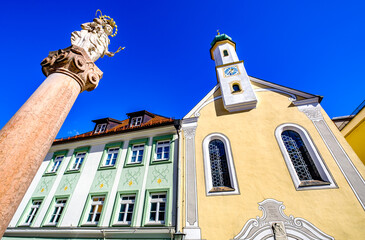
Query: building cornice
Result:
<box><xmin>5</xmin><ymin>227</ymin><xmax>175</xmax><ymax>238</ymax></box>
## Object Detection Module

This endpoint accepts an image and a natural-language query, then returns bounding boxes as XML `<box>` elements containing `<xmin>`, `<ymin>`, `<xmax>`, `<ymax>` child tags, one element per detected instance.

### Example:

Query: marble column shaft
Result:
<box><xmin>0</xmin><ymin>45</ymin><xmax>102</xmax><ymax>236</ymax></box>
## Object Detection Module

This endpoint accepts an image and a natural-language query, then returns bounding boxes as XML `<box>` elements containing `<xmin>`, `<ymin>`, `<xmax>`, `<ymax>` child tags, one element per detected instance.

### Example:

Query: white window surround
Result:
<box><xmin>95</xmin><ymin>123</ymin><xmax>107</xmax><ymax>133</ymax></box>
<box><xmin>71</xmin><ymin>152</ymin><xmax>86</xmax><ymax>170</ymax></box>
<box><xmin>155</xmin><ymin>140</ymin><xmax>170</xmax><ymax>161</ymax></box>
<box><xmin>22</xmin><ymin>200</ymin><xmax>42</xmax><ymax>226</ymax></box>
<box><xmin>115</xmin><ymin>195</ymin><xmax>135</xmax><ymax>225</ymax></box>
<box><xmin>85</xmin><ymin>196</ymin><xmax>105</xmax><ymax>225</ymax></box>
<box><xmin>275</xmin><ymin>123</ymin><xmax>336</xmax><ymax>190</ymax></box>
<box><xmin>202</xmin><ymin>133</ymin><xmax>239</xmax><ymax>196</ymax></box>
<box><xmin>104</xmin><ymin>148</ymin><xmax>119</xmax><ymax>167</ymax></box>
<box><xmin>147</xmin><ymin>193</ymin><xmax>166</xmax><ymax>224</ymax></box>
<box><xmin>46</xmin><ymin>198</ymin><xmax>67</xmax><ymax>225</ymax></box>
<box><xmin>49</xmin><ymin>155</ymin><xmax>64</xmax><ymax>173</ymax></box>
<box><xmin>129</xmin><ymin>144</ymin><xmax>144</xmax><ymax>164</ymax></box>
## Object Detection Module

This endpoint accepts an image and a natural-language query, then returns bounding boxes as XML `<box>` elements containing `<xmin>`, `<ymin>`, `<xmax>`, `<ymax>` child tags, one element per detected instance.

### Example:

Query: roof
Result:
<box><xmin>54</xmin><ymin>111</ymin><xmax>176</xmax><ymax>145</ymax></box>
<box><xmin>210</xmin><ymin>33</ymin><xmax>235</xmax><ymax>47</ymax></box>
<box><xmin>91</xmin><ymin>118</ymin><xmax>123</xmax><ymax>124</ymax></box>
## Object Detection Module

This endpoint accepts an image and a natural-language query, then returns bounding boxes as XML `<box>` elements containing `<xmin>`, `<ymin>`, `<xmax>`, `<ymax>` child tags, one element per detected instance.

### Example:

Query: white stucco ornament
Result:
<box><xmin>234</xmin><ymin>199</ymin><xmax>334</xmax><ymax>240</ymax></box>
<box><xmin>71</xmin><ymin>10</ymin><xmax>124</xmax><ymax>62</ymax></box>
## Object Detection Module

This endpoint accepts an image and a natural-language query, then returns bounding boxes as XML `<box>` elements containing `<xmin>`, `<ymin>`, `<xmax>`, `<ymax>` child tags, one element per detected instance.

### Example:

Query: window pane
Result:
<box><xmin>118</xmin><ymin>212</ymin><xmax>125</xmax><ymax>222</ymax></box>
<box><xmin>151</xmin><ymin>202</ymin><xmax>157</xmax><ymax>211</ymax></box>
<box><xmin>209</xmin><ymin>140</ymin><xmax>232</xmax><ymax>188</ymax></box>
<box><xmin>149</xmin><ymin>212</ymin><xmax>156</xmax><ymax>221</ymax></box>
<box><xmin>158</xmin><ymin>211</ymin><xmax>165</xmax><ymax>221</ymax></box>
<box><xmin>281</xmin><ymin>130</ymin><xmax>322</xmax><ymax>181</ymax></box>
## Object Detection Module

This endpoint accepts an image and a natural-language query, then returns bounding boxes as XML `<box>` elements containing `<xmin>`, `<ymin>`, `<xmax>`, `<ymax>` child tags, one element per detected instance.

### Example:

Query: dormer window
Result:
<box><xmin>130</xmin><ymin>116</ymin><xmax>143</xmax><ymax>127</ymax></box>
<box><xmin>223</xmin><ymin>50</ymin><xmax>229</xmax><ymax>57</ymax></box>
<box><xmin>95</xmin><ymin>123</ymin><xmax>107</xmax><ymax>133</ymax></box>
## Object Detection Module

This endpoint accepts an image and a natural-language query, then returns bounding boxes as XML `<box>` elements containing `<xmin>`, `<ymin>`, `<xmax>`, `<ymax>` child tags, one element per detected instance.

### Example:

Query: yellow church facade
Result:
<box><xmin>179</xmin><ymin>34</ymin><xmax>365</xmax><ymax>240</ymax></box>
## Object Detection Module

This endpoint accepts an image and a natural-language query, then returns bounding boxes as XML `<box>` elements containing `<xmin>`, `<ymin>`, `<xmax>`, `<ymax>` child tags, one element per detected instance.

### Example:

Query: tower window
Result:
<box><xmin>232</xmin><ymin>84</ymin><xmax>241</xmax><ymax>92</ymax></box>
<box><xmin>223</xmin><ymin>50</ymin><xmax>229</xmax><ymax>57</ymax></box>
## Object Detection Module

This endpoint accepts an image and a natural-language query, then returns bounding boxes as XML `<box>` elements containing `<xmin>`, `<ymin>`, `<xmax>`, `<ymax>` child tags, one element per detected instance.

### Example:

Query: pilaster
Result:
<box><xmin>182</xmin><ymin>117</ymin><xmax>201</xmax><ymax>239</ymax></box>
<box><xmin>298</xmin><ymin>103</ymin><xmax>365</xmax><ymax>210</ymax></box>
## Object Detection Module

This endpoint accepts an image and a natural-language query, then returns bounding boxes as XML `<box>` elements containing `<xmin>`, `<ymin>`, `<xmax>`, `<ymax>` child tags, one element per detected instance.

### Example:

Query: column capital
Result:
<box><xmin>41</xmin><ymin>45</ymin><xmax>103</xmax><ymax>92</ymax></box>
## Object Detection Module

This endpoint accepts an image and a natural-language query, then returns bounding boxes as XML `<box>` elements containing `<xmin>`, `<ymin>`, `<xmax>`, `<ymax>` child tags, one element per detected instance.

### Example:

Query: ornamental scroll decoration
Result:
<box><xmin>183</xmin><ymin>127</ymin><xmax>196</xmax><ymax>140</ymax></box>
<box><xmin>234</xmin><ymin>199</ymin><xmax>334</xmax><ymax>240</ymax></box>
<box><xmin>297</xmin><ymin>103</ymin><xmax>324</xmax><ymax>122</ymax></box>
<box><xmin>41</xmin><ymin>45</ymin><xmax>103</xmax><ymax>92</ymax></box>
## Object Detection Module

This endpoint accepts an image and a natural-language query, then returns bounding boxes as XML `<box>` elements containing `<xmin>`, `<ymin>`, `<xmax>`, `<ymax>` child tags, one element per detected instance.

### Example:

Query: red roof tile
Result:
<box><xmin>54</xmin><ymin>112</ymin><xmax>175</xmax><ymax>145</ymax></box>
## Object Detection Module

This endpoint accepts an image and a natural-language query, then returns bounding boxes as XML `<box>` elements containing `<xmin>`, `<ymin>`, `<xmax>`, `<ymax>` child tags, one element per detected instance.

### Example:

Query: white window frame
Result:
<box><xmin>275</xmin><ymin>123</ymin><xmax>336</xmax><ymax>190</ymax></box>
<box><xmin>22</xmin><ymin>200</ymin><xmax>42</xmax><ymax>226</ymax></box>
<box><xmin>104</xmin><ymin>147</ymin><xmax>119</xmax><ymax>167</ymax></box>
<box><xmin>85</xmin><ymin>196</ymin><xmax>105</xmax><ymax>225</ymax></box>
<box><xmin>47</xmin><ymin>198</ymin><xmax>67</xmax><ymax>225</ymax></box>
<box><xmin>129</xmin><ymin>144</ymin><xmax>144</xmax><ymax>164</ymax></box>
<box><xmin>49</xmin><ymin>155</ymin><xmax>64</xmax><ymax>173</ymax></box>
<box><xmin>147</xmin><ymin>193</ymin><xmax>166</xmax><ymax>224</ymax></box>
<box><xmin>95</xmin><ymin>123</ymin><xmax>107</xmax><ymax>133</ymax></box>
<box><xmin>155</xmin><ymin>140</ymin><xmax>170</xmax><ymax>161</ymax></box>
<box><xmin>115</xmin><ymin>194</ymin><xmax>136</xmax><ymax>225</ymax></box>
<box><xmin>202</xmin><ymin>133</ymin><xmax>239</xmax><ymax>196</ymax></box>
<box><xmin>130</xmin><ymin>116</ymin><xmax>143</xmax><ymax>127</ymax></box>
<box><xmin>71</xmin><ymin>152</ymin><xmax>86</xmax><ymax>170</ymax></box>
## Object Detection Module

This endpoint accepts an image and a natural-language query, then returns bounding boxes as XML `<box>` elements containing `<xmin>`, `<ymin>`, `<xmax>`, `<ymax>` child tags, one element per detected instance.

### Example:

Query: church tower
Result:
<box><xmin>210</xmin><ymin>33</ymin><xmax>257</xmax><ymax>112</ymax></box>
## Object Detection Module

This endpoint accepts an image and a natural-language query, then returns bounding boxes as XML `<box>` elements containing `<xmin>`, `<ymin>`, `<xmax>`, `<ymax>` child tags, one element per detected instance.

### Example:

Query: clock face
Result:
<box><xmin>224</xmin><ymin>66</ymin><xmax>239</xmax><ymax>77</ymax></box>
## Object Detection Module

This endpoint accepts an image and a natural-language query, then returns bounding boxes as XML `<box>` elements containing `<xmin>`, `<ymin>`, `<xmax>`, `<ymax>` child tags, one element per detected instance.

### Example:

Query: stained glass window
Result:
<box><xmin>208</xmin><ymin>139</ymin><xmax>232</xmax><ymax>188</ymax></box>
<box><xmin>281</xmin><ymin>130</ymin><xmax>322</xmax><ymax>181</ymax></box>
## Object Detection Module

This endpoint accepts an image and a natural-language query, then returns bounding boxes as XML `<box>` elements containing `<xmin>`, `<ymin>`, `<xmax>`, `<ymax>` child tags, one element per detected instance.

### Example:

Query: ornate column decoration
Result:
<box><xmin>0</xmin><ymin>10</ymin><xmax>123</xmax><ymax>236</ymax></box>
<box><xmin>182</xmin><ymin>117</ymin><xmax>201</xmax><ymax>240</ymax></box>
<box><xmin>297</xmin><ymin>103</ymin><xmax>365</xmax><ymax>210</ymax></box>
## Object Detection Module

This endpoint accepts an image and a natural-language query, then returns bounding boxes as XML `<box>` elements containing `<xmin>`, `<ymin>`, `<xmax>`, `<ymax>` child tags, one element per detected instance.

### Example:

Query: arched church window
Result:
<box><xmin>281</xmin><ymin>130</ymin><xmax>322</xmax><ymax>181</ymax></box>
<box><xmin>275</xmin><ymin>123</ymin><xmax>336</xmax><ymax>190</ymax></box>
<box><xmin>209</xmin><ymin>139</ymin><xmax>232</xmax><ymax>188</ymax></box>
<box><xmin>202</xmin><ymin>133</ymin><xmax>239</xmax><ymax>195</ymax></box>
<box><xmin>223</xmin><ymin>50</ymin><xmax>229</xmax><ymax>57</ymax></box>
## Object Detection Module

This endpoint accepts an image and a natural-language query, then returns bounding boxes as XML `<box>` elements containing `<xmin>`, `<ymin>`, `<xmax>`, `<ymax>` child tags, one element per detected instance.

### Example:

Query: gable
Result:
<box><xmin>184</xmin><ymin>76</ymin><xmax>321</xmax><ymax>119</ymax></box>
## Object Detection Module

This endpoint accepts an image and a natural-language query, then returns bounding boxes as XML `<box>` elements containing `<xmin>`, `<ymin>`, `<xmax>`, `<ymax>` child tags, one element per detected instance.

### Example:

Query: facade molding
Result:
<box><xmin>234</xmin><ymin>199</ymin><xmax>334</xmax><ymax>240</ymax></box>
<box><xmin>249</xmin><ymin>76</ymin><xmax>316</xmax><ymax>99</ymax></box>
<box><xmin>298</xmin><ymin>103</ymin><xmax>365</xmax><ymax>210</ymax></box>
<box><xmin>181</xmin><ymin>118</ymin><xmax>201</xmax><ymax>239</ymax></box>
<box><xmin>184</xmin><ymin>85</ymin><xmax>220</xmax><ymax>119</ymax></box>
<box><xmin>4</xmin><ymin>227</ymin><xmax>174</xmax><ymax>238</ymax></box>
<box><xmin>254</xmin><ymin>88</ymin><xmax>297</xmax><ymax>101</ymax></box>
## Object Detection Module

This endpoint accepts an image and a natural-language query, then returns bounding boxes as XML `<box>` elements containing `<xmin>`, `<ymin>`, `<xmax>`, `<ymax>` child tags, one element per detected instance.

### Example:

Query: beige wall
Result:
<box><xmin>183</xmin><ymin>86</ymin><xmax>365</xmax><ymax>240</ymax></box>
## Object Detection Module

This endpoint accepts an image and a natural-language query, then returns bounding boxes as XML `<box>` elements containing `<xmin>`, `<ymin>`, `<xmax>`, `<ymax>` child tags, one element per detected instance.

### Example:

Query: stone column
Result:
<box><xmin>0</xmin><ymin>45</ymin><xmax>102</xmax><ymax>236</ymax></box>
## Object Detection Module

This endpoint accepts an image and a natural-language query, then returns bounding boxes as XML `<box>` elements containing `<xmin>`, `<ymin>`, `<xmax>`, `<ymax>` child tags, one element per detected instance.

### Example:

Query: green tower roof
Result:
<box><xmin>210</xmin><ymin>33</ymin><xmax>235</xmax><ymax>47</ymax></box>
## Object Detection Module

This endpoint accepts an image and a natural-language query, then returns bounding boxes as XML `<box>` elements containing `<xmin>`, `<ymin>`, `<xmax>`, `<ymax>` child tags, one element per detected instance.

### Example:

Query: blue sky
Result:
<box><xmin>1</xmin><ymin>0</ymin><xmax>364</xmax><ymax>138</ymax></box>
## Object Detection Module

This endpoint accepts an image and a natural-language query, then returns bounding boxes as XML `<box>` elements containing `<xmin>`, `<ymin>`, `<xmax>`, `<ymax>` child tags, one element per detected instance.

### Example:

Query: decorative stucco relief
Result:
<box><xmin>94</xmin><ymin>171</ymin><xmax>113</xmax><ymax>189</ymax></box>
<box><xmin>297</xmin><ymin>103</ymin><xmax>324</xmax><ymax>121</ymax></box>
<box><xmin>234</xmin><ymin>199</ymin><xmax>334</xmax><ymax>240</ymax></box>
<box><xmin>123</xmin><ymin>168</ymin><xmax>141</xmax><ymax>186</ymax></box>
<box><xmin>151</xmin><ymin>165</ymin><xmax>169</xmax><ymax>184</ymax></box>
